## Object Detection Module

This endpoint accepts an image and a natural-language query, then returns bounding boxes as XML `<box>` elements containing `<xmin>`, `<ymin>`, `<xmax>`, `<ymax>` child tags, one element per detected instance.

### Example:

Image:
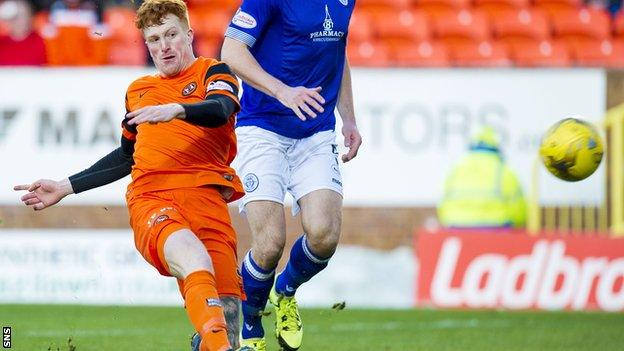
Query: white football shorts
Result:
<box><xmin>233</xmin><ymin>126</ymin><xmax>343</xmax><ymax>215</ymax></box>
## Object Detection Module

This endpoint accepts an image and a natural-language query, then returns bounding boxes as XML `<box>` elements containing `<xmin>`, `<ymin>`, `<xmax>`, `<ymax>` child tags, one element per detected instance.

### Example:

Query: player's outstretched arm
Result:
<box><xmin>14</xmin><ymin>136</ymin><xmax>135</xmax><ymax>210</ymax></box>
<box><xmin>13</xmin><ymin>178</ymin><xmax>74</xmax><ymax>211</ymax></box>
<box><xmin>337</xmin><ymin>57</ymin><xmax>362</xmax><ymax>162</ymax></box>
<box><xmin>221</xmin><ymin>37</ymin><xmax>325</xmax><ymax>121</ymax></box>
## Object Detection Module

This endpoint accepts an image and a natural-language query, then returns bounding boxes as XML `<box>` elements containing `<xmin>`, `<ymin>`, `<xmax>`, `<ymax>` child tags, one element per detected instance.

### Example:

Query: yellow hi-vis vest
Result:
<box><xmin>438</xmin><ymin>150</ymin><xmax>527</xmax><ymax>228</ymax></box>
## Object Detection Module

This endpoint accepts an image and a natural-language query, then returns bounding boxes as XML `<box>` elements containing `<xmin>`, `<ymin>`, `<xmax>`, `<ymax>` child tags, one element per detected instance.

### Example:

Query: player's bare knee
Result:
<box><xmin>251</xmin><ymin>243</ymin><xmax>284</xmax><ymax>270</ymax></box>
<box><xmin>305</xmin><ymin>224</ymin><xmax>341</xmax><ymax>258</ymax></box>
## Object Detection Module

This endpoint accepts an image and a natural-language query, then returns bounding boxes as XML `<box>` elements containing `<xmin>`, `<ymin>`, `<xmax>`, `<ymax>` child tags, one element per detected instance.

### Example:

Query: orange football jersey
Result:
<box><xmin>123</xmin><ymin>56</ymin><xmax>243</xmax><ymax>202</ymax></box>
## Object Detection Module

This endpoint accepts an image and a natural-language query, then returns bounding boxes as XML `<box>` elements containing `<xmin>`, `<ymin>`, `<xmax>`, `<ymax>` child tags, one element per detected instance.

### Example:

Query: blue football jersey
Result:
<box><xmin>225</xmin><ymin>0</ymin><xmax>355</xmax><ymax>139</ymax></box>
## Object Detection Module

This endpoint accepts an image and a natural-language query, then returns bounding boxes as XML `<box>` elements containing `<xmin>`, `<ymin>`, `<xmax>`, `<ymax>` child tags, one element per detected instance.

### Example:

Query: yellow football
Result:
<box><xmin>539</xmin><ymin>118</ymin><xmax>604</xmax><ymax>182</ymax></box>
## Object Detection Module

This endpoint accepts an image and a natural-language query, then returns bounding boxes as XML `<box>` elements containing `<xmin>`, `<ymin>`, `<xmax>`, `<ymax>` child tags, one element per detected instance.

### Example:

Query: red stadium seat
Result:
<box><xmin>533</xmin><ymin>0</ymin><xmax>582</xmax><ymax>18</ymax></box>
<box><xmin>569</xmin><ymin>39</ymin><xmax>624</xmax><ymax>68</ymax></box>
<box><xmin>347</xmin><ymin>40</ymin><xmax>391</xmax><ymax>67</ymax></box>
<box><xmin>373</xmin><ymin>10</ymin><xmax>430</xmax><ymax>45</ymax></box>
<box><xmin>551</xmin><ymin>8</ymin><xmax>611</xmax><ymax>45</ymax></box>
<box><xmin>493</xmin><ymin>8</ymin><xmax>551</xmax><ymax>44</ymax></box>
<box><xmin>348</xmin><ymin>11</ymin><xmax>374</xmax><ymax>43</ymax></box>
<box><xmin>450</xmin><ymin>40</ymin><xmax>511</xmax><ymax>66</ymax></box>
<box><xmin>510</xmin><ymin>40</ymin><xmax>571</xmax><ymax>67</ymax></box>
<box><xmin>413</xmin><ymin>0</ymin><xmax>471</xmax><ymax>19</ymax></box>
<box><xmin>392</xmin><ymin>41</ymin><xmax>451</xmax><ymax>66</ymax></box>
<box><xmin>433</xmin><ymin>9</ymin><xmax>491</xmax><ymax>47</ymax></box>
<box><xmin>474</xmin><ymin>0</ymin><xmax>530</xmax><ymax>19</ymax></box>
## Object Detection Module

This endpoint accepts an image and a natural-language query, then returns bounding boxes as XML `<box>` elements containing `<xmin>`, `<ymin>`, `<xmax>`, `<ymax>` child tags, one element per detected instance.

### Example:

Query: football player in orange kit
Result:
<box><xmin>13</xmin><ymin>1</ymin><xmax>248</xmax><ymax>350</ymax></box>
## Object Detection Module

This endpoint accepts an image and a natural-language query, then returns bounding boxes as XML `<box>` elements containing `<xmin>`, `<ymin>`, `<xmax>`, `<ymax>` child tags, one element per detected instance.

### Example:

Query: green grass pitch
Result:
<box><xmin>1</xmin><ymin>304</ymin><xmax>623</xmax><ymax>350</ymax></box>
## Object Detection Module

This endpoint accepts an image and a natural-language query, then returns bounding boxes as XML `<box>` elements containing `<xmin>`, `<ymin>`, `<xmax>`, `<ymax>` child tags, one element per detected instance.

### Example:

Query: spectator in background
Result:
<box><xmin>0</xmin><ymin>0</ymin><xmax>47</xmax><ymax>65</ymax></box>
<box><xmin>438</xmin><ymin>126</ymin><xmax>527</xmax><ymax>229</ymax></box>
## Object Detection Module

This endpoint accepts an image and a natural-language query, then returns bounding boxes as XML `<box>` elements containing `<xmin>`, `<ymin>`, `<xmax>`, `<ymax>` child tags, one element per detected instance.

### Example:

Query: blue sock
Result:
<box><xmin>241</xmin><ymin>251</ymin><xmax>275</xmax><ymax>339</ymax></box>
<box><xmin>275</xmin><ymin>235</ymin><xmax>331</xmax><ymax>297</ymax></box>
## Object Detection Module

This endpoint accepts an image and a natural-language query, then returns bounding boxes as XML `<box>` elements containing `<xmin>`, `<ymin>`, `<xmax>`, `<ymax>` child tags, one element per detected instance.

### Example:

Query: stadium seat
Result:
<box><xmin>104</xmin><ymin>7</ymin><xmax>142</xmax><ymax>45</ymax></box>
<box><xmin>551</xmin><ymin>8</ymin><xmax>611</xmax><ymax>45</ymax></box>
<box><xmin>433</xmin><ymin>9</ymin><xmax>491</xmax><ymax>47</ymax></box>
<box><xmin>569</xmin><ymin>39</ymin><xmax>624</xmax><ymax>68</ymax></box>
<box><xmin>195</xmin><ymin>38</ymin><xmax>222</xmax><ymax>58</ymax></box>
<box><xmin>612</xmin><ymin>11</ymin><xmax>624</xmax><ymax>39</ymax></box>
<box><xmin>43</xmin><ymin>25</ymin><xmax>110</xmax><ymax>66</ymax></box>
<box><xmin>348</xmin><ymin>11</ymin><xmax>374</xmax><ymax>43</ymax></box>
<box><xmin>358</xmin><ymin>0</ymin><xmax>411</xmax><ymax>12</ymax></box>
<box><xmin>473</xmin><ymin>0</ymin><xmax>530</xmax><ymax>19</ymax></box>
<box><xmin>187</xmin><ymin>0</ymin><xmax>240</xmax><ymax>12</ymax></box>
<box><xmin>392</xmin><ymin>41</ymin><xmax>451</xmax><ymax>66</ymax></box>
<box><xmin>510</xmin><ymin>40</ymin><xmax>571</xmax><ymax>67</ymax></box>
<box><xmin>493</xmin><ymin>8</ymin><xmax>551</xmax><ymax>46</ymax></box>
<box><xmin>373</xmin><ymin>10</ymin><xmax>430</xmax><ymax>46</ymax></box>
<box><xmin>533</xmin><ymin>0</ymin><xmax>583</xmax><ymax>18</ymax></box>
<box><xmin>347</xmin><ymin>40</ymin><xmax>391</xmax><ymax>67</ymax></box>
<box><xmin>191</xmin><ymin>10</ymin><xmax>231</xmax><ymax>40</ymax></box>
<box><xmin>413</xmin><ymin>0</ymin><xmax>471</xmax><ymax>19</ymax></box>
<box><xmin>450</xmin><ymin>40</ymin><xmax>511</xmax><ymax>67</ymax></box>
<box><xmin>108</xmin><ymin>43</ymin><xmax>147</xmax><ymax>66</ymax></box>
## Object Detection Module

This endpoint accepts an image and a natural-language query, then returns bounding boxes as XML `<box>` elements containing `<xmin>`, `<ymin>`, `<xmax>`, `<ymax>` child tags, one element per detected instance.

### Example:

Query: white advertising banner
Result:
<box><xmin>0</xmin><ymin>68</ymin><xmax>606</xmax><ymax>206</ymax></box>
<box><xmin>0</xmin><ymin>230</ymin><xmax>414</xmax><ymax>307</ymax></box>
<box><xmin>0</xmin><ymin>230</ymin><xmax>181</xmax><ymax>305</ymax></box>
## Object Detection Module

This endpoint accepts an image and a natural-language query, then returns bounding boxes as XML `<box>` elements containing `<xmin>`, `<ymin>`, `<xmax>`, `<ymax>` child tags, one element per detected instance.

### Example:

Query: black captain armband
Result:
<box><xmin>182</xmin><ymin>95</ymin><xmax>239</xmax><ymax>128</ymax></box>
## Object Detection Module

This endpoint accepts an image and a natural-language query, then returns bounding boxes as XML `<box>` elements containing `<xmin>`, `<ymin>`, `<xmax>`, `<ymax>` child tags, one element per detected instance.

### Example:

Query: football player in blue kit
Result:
<box><xmin>221</xmin><ymin>1</ymin><xmax>362</xmax><ymax>350</ymax></box>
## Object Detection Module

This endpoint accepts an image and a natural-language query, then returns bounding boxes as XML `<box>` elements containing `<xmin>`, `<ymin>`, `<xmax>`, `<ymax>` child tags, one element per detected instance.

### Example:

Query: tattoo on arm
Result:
<box><xmin>221</xmin><ymin>296</ymin><xmax>241</xmax><ymax>348</ymax></box>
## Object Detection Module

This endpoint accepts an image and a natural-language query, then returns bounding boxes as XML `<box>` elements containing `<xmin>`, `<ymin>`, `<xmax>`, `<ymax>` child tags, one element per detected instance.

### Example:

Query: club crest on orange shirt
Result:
<box><xmin>182</xmin><ymin>81</ymin><xmax>197</xmax><ymax>96</ymax></box>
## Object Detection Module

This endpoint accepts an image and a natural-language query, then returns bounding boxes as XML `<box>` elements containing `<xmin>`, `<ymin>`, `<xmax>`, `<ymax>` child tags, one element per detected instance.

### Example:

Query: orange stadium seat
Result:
<box><xmin>551</xmin><ymin>8</ymin><xmax>611</xmax><ymax>45</ymax></box>
<box><xmin>347</xmin><ymin>40</ymin><xmax>391</xmax><ymax>67</ymax></box>
<box><xmin>473</xmin><ymin>0</ymin><xmax>530</xmax><ymax>18</ymax></box>
<box><xmin>348</xmin><ymin>11</ymin><xmax>374</xmax><ymax>43</ymax></box>
<box><xmin>373</xmin><ymin>10</ymin><xmax>430</xmax><ymax>46</ymax></box>
<box><xmin>358</xmin><ymin>0</ymin><xmax>411</xmax><ymax>12</ymax></box>
<box><xmin>392</xmin><ymin>41</ymin><xmax>451</xmax><ymax>66</ymax></box>
<box><xmin>413</xmin><ymin>0</ymin><xmax>471</xmax><ymax>19</ymax></box>
<box><xmin>433</xmin><ymin>9</ymin><xmax>491</xmax><ymax>47</ymax></box>
<box><xmin>510</xmin><ymin>39</ymin><xmax>571</xmax><ymax>67</ymax></box>
<box><xmin>569</xmin><ymin>39</ymin><xmax>624</xmax><ymax>68</ymax></box>
<box><xmin>43</xmin><ymin>25</ymin><xmax>110</xmax><ymax>66</ymax></box>
<box><xmin>108</xmin><ymin>43</ymin><xmax>147</xmax><ymax>65</ymax></box>
<box><xmin>105</xmin><ymin>7</ymin><xmax>143</xmax><ymax>45</ymax></box>
<box><xmin>195</xmin><ymin>38</ymin><xmax>222</xmax><ymax>58</ymax></box>
<box><xmin>450</xmin><ymin>40</ymin><xmax>511</xmax><ymax>66</ymax></box>
<box><xmin>187</xmin><ymin>0</ymin><xmax>240</xmax><ymax>12</ymax></box>
<box><xmin>191</xmin><ymin>10</ymin><xmax>231</xmax><ymax>40</ymax></box>
<box><xmin>533</xmin><ymin>0</ymin><xmax>582</xmax><ymax>18</ymax></box>
<box><xmin>493</xmin><ymin>8</ymin><xmax>551</xmax><ymax>47</ymax></box>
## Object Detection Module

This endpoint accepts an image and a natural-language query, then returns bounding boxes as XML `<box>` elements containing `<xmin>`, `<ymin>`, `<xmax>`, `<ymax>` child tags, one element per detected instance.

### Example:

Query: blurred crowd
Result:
<box><xmin>2</xmin><ymin>0</ymin><xmax>624</xmax><ymax>67</ymax></box>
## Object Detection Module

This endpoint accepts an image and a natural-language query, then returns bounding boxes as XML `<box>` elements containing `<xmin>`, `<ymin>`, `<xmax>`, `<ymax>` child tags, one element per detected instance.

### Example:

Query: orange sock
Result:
<box><xmin>183</xmin><ymin>270</ymin><xmax>231</xmax><ymax>351</ymax></box>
